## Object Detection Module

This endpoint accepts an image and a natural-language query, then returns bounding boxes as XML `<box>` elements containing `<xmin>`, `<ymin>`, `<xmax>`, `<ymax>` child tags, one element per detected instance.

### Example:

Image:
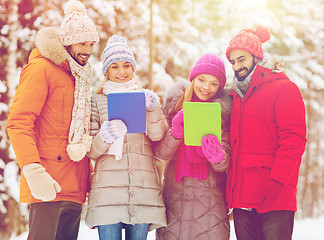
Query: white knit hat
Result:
<box><xmin>101</xmin><ymin>35</ymin><xmax>137</xmax><ymax>75</ymax></box>
<box><xmin>60</xmin><ymin>0</ymin><xmax>99</xmax><ymax>46</ymax></box>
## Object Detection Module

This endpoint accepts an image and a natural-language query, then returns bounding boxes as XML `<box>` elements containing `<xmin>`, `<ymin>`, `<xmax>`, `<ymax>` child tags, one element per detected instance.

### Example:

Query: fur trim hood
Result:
<box><xmin>163</xmin><ymin>80</ymin><xmax>189</xmax><ymax>121</ymax></box>
<box><xmin>163</xmin><ymin>79</ymin><xmax>232</xmax><ymax>123</ymax></box>
<box><xmin>34</xmin><ymin>27</ymin><xmax>69</xmax><ymax>66</ymax></box>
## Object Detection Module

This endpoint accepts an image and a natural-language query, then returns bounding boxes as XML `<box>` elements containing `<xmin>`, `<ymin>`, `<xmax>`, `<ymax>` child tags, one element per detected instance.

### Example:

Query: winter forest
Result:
<box><xmin>0</xmin><ymin>0</ymin><xmax>323</xmax><ymax>239</ymax></box>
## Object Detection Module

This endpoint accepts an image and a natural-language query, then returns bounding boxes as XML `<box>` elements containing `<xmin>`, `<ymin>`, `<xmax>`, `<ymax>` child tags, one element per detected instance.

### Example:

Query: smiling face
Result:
<box><xmin>66</xmin><ymin>41</ymin><xmax>95</xmax><ymax>66</ymax></box>
<box><xmin>229</xmin><ymin>49</ymin><xmax>260</xmax><ymax>81</ymax></box>
<box><xmin>193</xmin><ymin>74</ymin><xmax>220</xmax><ymax>101</ymax></box>
<box><xmin>106</xmin><ymin>61</ymin><xmax>134</xmax><ymax>83</ymax></box>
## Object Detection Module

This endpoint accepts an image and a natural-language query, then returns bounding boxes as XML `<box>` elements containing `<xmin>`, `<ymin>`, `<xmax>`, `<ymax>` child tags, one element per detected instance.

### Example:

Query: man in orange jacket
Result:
<box><xmin>6</xmin><ymin>1</ymin><xmax>99</xmax><ymax>239</ymax></box>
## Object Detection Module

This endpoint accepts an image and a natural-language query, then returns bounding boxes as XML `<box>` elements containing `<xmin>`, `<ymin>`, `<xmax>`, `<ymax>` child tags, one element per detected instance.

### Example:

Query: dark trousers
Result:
<box><xmin>233</xmin><ymin>208</ymin><xmax>295</xmax><ymax>240</ymax></box>
<box><xmin>27</xmin><ymin>201</ymin><xmax>82</xmax><ymax>240</ymax></box>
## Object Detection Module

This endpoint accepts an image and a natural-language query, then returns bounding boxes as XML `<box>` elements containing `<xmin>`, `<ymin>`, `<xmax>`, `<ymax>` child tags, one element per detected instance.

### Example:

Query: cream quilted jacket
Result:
<box><xmin>85</xmin><ymin>93</ymin><xmax>168</xmax><ymax>230</ymax></box>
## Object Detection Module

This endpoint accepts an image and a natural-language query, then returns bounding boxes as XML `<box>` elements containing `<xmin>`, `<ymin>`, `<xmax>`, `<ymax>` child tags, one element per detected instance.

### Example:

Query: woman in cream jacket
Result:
<box><xmin>85</xmin><ymin>35</ymin><xmax>167</xmax><ymax>240</ymax></box>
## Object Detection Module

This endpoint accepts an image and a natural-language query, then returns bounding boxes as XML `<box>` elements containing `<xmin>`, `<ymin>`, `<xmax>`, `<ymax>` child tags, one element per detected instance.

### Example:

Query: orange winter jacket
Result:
<box><xmin>7</xmin><ymin>27</ymin><xmax>92</xmax><ymax>204</ymax></box>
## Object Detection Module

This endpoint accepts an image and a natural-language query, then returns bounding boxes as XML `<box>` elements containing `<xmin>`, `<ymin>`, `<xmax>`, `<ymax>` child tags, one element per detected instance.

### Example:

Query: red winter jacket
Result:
<box><xmin>226</xmin><ymin>65</ymin><xmax>307</xmax><ymax>211</ymax></box>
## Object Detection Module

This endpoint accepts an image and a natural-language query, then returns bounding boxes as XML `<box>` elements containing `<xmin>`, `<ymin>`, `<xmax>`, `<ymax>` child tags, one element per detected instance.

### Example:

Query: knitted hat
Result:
<box><xmin>60</xmin><ymin>0</ymin><xmax>99</xmax><ymax>46</ymax></box>
<box><xmin>189</xmin><ymin>53</ymin><xmax>226</xmax><ymax>91</ymax></box>
<box><xmin>226</xmin><ymin>25</ymin><xmax>271</xmax><ymax>61</ymax></box>
<box><xmin>101</xmin><ymin>35</ymin><xmax>137</xmax><ymax>75</ymax></box>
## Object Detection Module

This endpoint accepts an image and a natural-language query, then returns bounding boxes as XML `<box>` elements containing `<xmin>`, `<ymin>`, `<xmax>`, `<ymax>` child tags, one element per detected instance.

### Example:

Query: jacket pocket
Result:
<box><xmin>52</xmin><ymin>91</ymin><xmax>64</xmax><ymax>127</ymax></box>
<box><xmin>39</xmin><ymin>147</ymin><xmax>70</xmax><ymax>162</ymax></box>
<box><xmin>239</xmin><ymin>154</ymin><xmax>275</xmax><ymax>204</ymax></box>
<box><xmin>241</xmin><ymin>154</ymin><xmax>275</xmax><ymax>169</ymax></box>
<box><xmin>40</xmin><ymin>156</ymin><xmax>90</xmax><ymax>199</ymax></box>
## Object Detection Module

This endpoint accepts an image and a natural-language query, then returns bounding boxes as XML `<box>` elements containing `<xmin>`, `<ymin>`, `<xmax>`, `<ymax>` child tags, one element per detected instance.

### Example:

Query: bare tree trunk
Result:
<box><xmin>148</xmin><ymin>0</ymin><xmax>154</xmax><ymax>89</ymax></box>
<box><xmin>297</xmin><ymin>95</ymin><xmax>311</xmax><ymax>218</ymax></box>
<box><xmin>0</xmin><ymin>0</ymin><xmax>28</xmax><ymax>238</ymax></box>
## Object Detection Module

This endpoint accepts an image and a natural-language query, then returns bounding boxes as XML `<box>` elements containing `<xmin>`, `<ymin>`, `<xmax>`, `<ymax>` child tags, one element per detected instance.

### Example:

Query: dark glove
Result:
<box><xmin>201</xmin><ymin>134</ymin><xmax>225</xmax><ymax>163</ymax></box>
<box><xmin>171</xmin><ymin>110</ymin><xmax>184</xmax><ymax>139</ymax></box>
<box><xmin>257</xmin><ymin>179</ymin><xmax>285</xmax><ymax>213</ymax></box>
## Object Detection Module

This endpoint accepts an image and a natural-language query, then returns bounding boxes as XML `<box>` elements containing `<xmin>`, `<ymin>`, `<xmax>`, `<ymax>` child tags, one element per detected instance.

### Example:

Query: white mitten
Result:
<box><xmin>100</xmin><ymin>119</ymin><xmax>127</xmax><ymax>144</ymax></box>
<box><xmin>143</xmin><ymin>89</ymin><xmax>160</xmax><ymax>109</ymax></box>
<box><xmin>22</xmin><ymin>163</ymin><xmax>61</xmax><ymax>201</ymax></box>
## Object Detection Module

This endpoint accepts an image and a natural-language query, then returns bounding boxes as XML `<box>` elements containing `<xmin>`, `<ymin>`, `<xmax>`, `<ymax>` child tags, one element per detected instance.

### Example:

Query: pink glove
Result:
<box><xmin>171</xmin><ymin>110</ymin><xmax>184</xmax><ymax>139</ymax></box>
<box><xmin>143</xmin><ymin>89</ymin><xmax>160</xmax><ymax>109</ymax></box>
<box><xmin>201</xmin><ymin>134</ymin><xmax>225</xmax><ymax>163</ymax></box>
<box><xmin>100</xmin><ymin>119</ymin><xmax>127</xmax><ymax>143</ymax></box>
<box><xmin>257</xmin><ymin>179</ymin><xmax>285</xmax><ymax>213</ymax></box>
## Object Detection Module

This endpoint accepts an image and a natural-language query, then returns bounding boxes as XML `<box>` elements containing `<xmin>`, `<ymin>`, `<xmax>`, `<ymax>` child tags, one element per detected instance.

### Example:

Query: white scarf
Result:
<box><xmin>103</xmin><ymin>78</ymin><xmax>140</xmax><ymax>94</ymax></box>
<box><xmin>103</xmin><ymin>78</ymin><xmax>140</xmax><ymax>160</ymax></box>
<box><xmin>66</xmin><ymin>54</ymin><xmax>92</xmax><ymax>161</ymax></box>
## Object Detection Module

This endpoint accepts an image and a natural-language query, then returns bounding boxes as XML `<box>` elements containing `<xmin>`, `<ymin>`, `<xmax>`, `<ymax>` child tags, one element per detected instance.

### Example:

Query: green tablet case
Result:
<box><xmin>183</xmin><ymin>102</ymin><xmax>221</xmax><ymax>146</ymax></box>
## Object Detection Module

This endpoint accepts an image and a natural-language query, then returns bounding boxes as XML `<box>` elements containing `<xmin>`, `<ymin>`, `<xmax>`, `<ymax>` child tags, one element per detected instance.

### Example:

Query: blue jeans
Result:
<box><xmin>97</xmin><ymin>222</ymin><xmax>149</xmax><ymax>240</ymax></box>
<box><xmin>233</xmin><ymin>208</ymin><xmax>295</xmax><ymax>240</ymax></box>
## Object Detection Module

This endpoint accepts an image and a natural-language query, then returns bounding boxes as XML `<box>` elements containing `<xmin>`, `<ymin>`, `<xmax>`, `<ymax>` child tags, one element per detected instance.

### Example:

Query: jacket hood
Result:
<box><xmin>33</xmin><ymin>27</ymin><xmax>69</xmax><ymax>66</ymax></box>
<box><xmin>163</xmin><ymin>80</ymin><xmax>189</xmax><ymax>120</ymax></box>
<box><xmin>231</xmin><ymin>57</ymin><xmax>288</xmax><ymax>99</ymax></box>
<box><xmin>251</xmin><ymin>59</ymin><xmax>288</xmax><ymax>88</ymax></box>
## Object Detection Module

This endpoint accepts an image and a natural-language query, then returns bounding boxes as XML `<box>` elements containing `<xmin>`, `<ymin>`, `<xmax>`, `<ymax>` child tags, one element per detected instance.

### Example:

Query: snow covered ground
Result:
<box><xmin>9</xmin><ymin>215</ymin><xmax>324</xmax><ymax>240</ymax></box>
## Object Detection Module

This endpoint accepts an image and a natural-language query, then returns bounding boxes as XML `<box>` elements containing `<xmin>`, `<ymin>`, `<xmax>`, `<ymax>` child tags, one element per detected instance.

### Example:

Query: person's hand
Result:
<box><xmin>22</xmin><ymin>163</ymin><xmax>61</xmax><ymax>201</ymax></box>
<box><xmin>201</xmin><ymin>134</ymin><xmax>225</xmax><ymax>163</ymax></box>
<box><xmin>171</xmin><ymin>110</ymin><xmax>184</xmax><ymax>139</ymax></box>
<box><xmin>257</xmin><ymin>179</ymin><xmax>285</xmax><ymax>213</ymax></box>
<box><xmin>143</xmin><ymin>89</ymin><xmax>160</xmax><ymax>109</ymax></box>
<box><xmin>100</xmin><ymin>119</ymin><xmax>127</xmax><ymax>143</ymax></box>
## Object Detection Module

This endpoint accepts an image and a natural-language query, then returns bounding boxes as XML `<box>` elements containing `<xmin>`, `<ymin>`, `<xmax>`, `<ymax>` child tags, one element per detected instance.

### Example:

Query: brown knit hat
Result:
<box><xmin>226</xmin><ymin>26</ymin><xmax>271</xmax><ymax>61</ymax></box>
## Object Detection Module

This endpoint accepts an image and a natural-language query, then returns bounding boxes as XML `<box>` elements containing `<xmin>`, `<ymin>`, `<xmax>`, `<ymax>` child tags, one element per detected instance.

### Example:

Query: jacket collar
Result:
<box><xmin>230</xmin><ymin>58</ymin><xmax>286</xmax><ymax>99</ymax></box>
<box><xmin>32</xmin><ymin>27</ymin><xmax>70</xmax><ymax>72</ymax></box>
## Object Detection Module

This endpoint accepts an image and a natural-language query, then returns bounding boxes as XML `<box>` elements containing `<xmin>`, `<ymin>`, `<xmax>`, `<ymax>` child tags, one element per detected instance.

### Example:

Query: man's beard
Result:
<box><xmin>235</xmin><ymin>59</ymin><xmax>258</xmax><ymax>82</ymax></box>
<box><xmin>72</xmin><ymin>53</ymin><xmax>89</xmax><ymax>66</ymax></box>
<box><xmin>66</xmin><ymin>47</ymin><xmax>89</xmax><ymax>66</ymax></box>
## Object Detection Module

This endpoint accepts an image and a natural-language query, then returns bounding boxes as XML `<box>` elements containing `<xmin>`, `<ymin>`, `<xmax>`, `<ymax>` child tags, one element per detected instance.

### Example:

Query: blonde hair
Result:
<box><xmin>173</xmin><ymin>80</ymin><xmax>195</xmax><ymax>114</ymax></box>
<box><xmin>94</xmin><ymin>73</ymin><xmax>142</xmax><ymax>94</ymax></box>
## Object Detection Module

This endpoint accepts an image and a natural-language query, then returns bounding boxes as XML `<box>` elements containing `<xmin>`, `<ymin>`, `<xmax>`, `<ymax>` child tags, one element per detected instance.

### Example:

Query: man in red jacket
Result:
<box><xmin>225</xmin><ymin>26</ymin><xmax>307</xmax><ymax>240</ymax></box>
<box><xmin>7</xmin><ymin>1</ymin><xmax>98</xmax><ymax>239</ymax></box>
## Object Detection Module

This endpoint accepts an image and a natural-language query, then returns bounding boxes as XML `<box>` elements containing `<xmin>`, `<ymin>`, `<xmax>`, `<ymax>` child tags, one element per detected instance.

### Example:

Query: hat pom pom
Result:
<box><xmin>67</xmin><ymin>143</ymin><xmax>87</xmax><ymax>162</ymax></box>
<box><xmin>107</xmin><ymin>35</ymin><xmax>127</xmax><ymax>45</ymax></box>
<box><xmin>64</xmin><ymin>0</ymin><xmax>86</xmax><ymax>15</ymax></box>
<box><xmin>255</xmin><ymin>25</ymin><xmax>270</xmax><ymax>43</ymax></box>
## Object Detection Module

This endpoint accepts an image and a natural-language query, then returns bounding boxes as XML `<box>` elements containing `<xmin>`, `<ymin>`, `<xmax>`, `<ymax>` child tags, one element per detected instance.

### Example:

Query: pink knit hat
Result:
<box><xmin>60</xmin><ymin>0</ymin><xmax>99</xmax><ymax>46</ymax></box>
<box><xmin>226</xmin><ymin>26</ymin><xmax>271</xmax><ymax>61</ymax></box>
<box><xmin>189</xmin><ymin>53</ymin><xmax>226</xmax><ymax>91</ymax></box>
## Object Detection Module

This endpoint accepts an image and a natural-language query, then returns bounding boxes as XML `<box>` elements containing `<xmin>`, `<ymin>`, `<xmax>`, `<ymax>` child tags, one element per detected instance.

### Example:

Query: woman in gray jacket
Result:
<box><xmin>155</xmin><ymin>54</ymin><xmax>232</xmax><ymax>240</ymax></box>
<box><xmin>85</xmin><ymin>35</ymin><xmax>167</xmax><ymax>240</ymax></box>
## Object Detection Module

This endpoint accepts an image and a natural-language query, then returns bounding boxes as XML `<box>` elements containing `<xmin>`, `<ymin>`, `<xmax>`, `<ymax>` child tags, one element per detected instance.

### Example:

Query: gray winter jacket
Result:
<box><xmin>85</xmin><ymin>93</ymin><xmax>168</xmax><ymax>231</ymax></box>
<box><xmin>155</xmin><ymin>80</ymin><xmax>232</xmax><ymax>240</ymax></box>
